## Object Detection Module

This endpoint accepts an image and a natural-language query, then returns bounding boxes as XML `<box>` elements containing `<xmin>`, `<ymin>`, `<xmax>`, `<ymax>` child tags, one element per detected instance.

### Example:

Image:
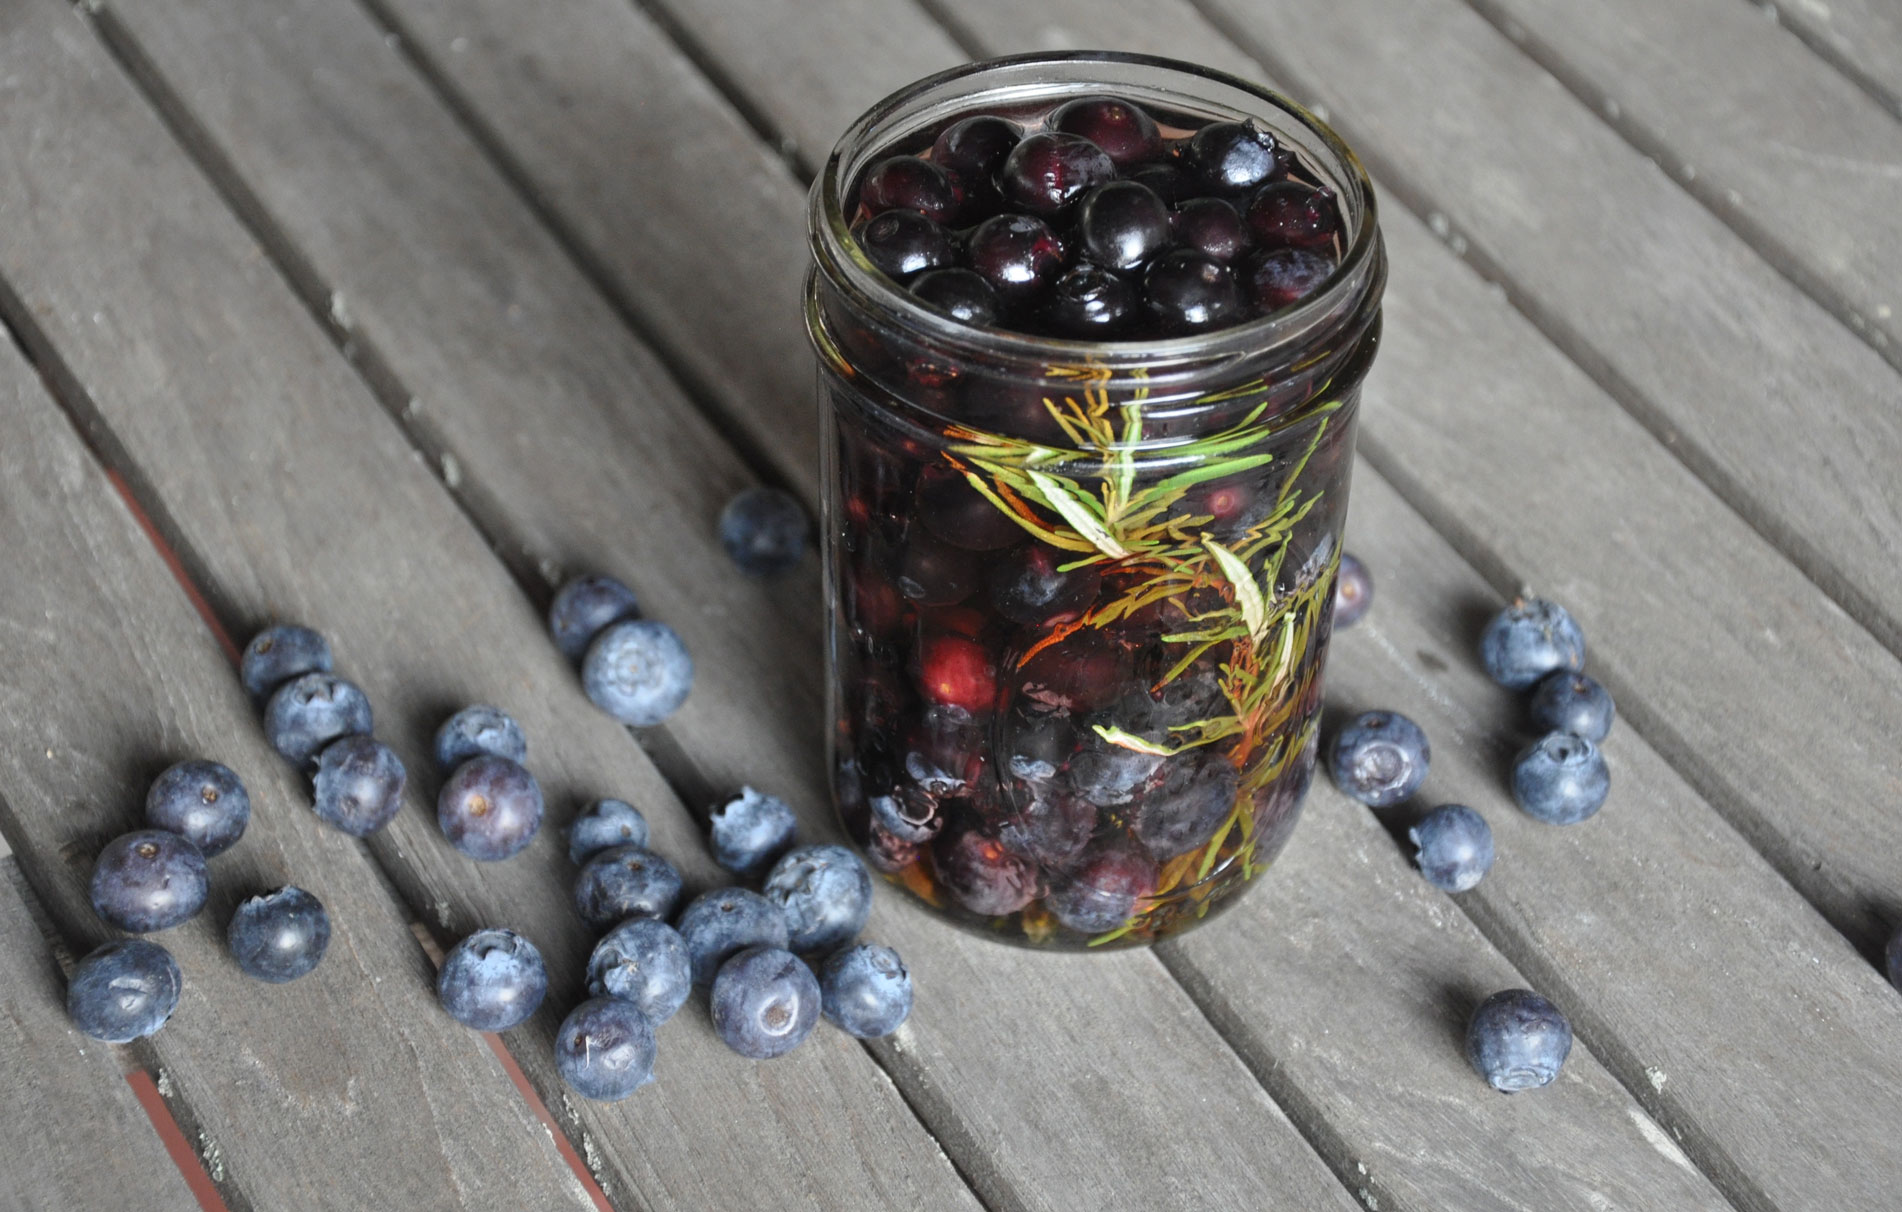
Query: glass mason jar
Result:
<box><xmin>805</xmin><ymin>53</ymin><xmax>1384</xmax><ymax>949</ymax></box>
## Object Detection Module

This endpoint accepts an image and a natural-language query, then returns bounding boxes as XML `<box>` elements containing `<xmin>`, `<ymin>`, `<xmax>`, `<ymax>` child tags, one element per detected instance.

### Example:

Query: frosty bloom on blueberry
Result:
<box><xmin>1467</xmin><ymin>989</ymin><xmax>1573</xmax><ymax>1093</ymax></box>
<box><xmin>1328</xmin><ymin>711</ymin><xmax>1430</xmax><ymax>807</ymax></box>
<box><xmin>437</xmin><ymin>928</ymin><xmax>547</xmax><ymax>1032</ymax></box>
<box><xmin>145</xmin><ymin>759</ymin><xmax>250</xmax><ymax>857</ymax></box>
<box><xmin>67</xmin><ymin>939</ymin><xmax>181</xmax><ymax>1043</ymax></box>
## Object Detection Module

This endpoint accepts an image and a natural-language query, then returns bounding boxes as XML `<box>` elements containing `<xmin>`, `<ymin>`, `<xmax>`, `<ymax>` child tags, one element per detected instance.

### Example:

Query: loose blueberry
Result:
<box><xmin>1528</xmin><ymin>671</ymin><xmax>1616</xmax><ymax>743</ymax></box>
<box><xmin>1171</xmin><ymin>197</ymin><xmax>1247</xmax><ymax>263</ymax></box>
<box><xmin>1246</xmin><ymin>181</ymin><xmax>1341</xmax><ymax>249</ymax></box>
<box><xmin>710</xmin><ymin>946</ymin><xmax>821</xmax><ymax>1060</ymax></box>
<box><xmin>1050</xmin><ymin>95</ymin><xmax>1162</xmax><ymax>168</ymax></box>
<box><xmin>930</xmin><ymin>826</ymin><xmax>1038</xmax><ymax>917</ymax></box>
<box><xmin>566</xmin><ymin>798</ymin><xmax>649</xmax><ymax>864</ymax></box>
<box><xmin>433</xmin><ymin>705</ymin><xmax>528</xmax><ymax>772</ymax></box>
<box><xmin>915</xmin><ymin>632</ymin><xmax>996</xmax><ymax>714</ymax></box>
<box><xmin>852</xmin><ymin>210</ymin><xmax>955</xmax><ymax>280</ymax></box>
<box><xmin>311</xmin><ymin>735</ymin><xmax>407</xmax><ymax>837</ymax></box>
<box><xmin>931</xmin><ymin>114</ymin><xmax>1021</xmax><ymax>181</ymax></box>
<box><xmin>67</xmin><ymin>939</ymin><xmax>181</xmax><ymax>1043</ymax></box>
<box><xmin>1333</xmin><ymin>552</ymin><xmax>1372</xmax><ymax>629</ymax></box>
<box><xmin>1328</xmin><ymin>710</ymin><xmax>1430</xmax><ymax>807</ymax></box>
<box><xmin>90</xmin><ymin>830</ymin><xmax>208</xmax><ymax>933</ymax></box>
<box><xmin>1189</xmin><ymin>120</ymin><xmax>1285</xmax><ymax>194</ymax></box>
<box><xmin>676</xmin><ymin>887</ymin><xmax>791</xmax><ymax>985</ymax></box>
<box><xmin>556</xmin><ymin>997</ymin><xmax>656</xmax><ymax>1100</ymax></box>
<box><xmin>1409</xmin><ymin>804</ymin><xmax>1494</xmax><ymax>892</ymax></box>
<box><xmin>987</xmin><ymin>544</ymin><xmax>1101</xmax><ymax>626</ymax></box>
<box><xmin>438</xmin><ymin>927</ymin><xmax>547</xmax><ymax>1031</ymax></box>
<box><xmin>911</xmin><ymin>268</ymin><xmax>1001</xmax><ymax>327</ymax></box>
<box><xmin>1045</xmin><ymin>848</ymin><xmax>1158</xmax><ymax>934</ymax></box>
<box><xmin>1479</xmin><ymin>597</ymin><xmax>1587</xmax><ymax>690</ymax></box>
<box><xmin>582</xmin><ymin>619</ymin><xmax>694</xmax><ymax>727</ymax></box>
<box><xmin>1466</xmin><ymin>989</ymin><xmax>1573</xmax><ymax>1092</ymax></box>
<box><xmin>1511</xmin><ymin>733</ymin><xmax>1610</xmax><ymax>825</ymax></box>
<box><xmin>720</xmin><ymin>486</ymin><xmax>810</xmax><ymax>576</ymax></box>
<box><xmin>763</xmin><ymin>844</ymin><xmax>874</xmax><ymax>953</ymax></box>
<box><xmin>964</xmin><ymin>212</ymin><xmax>1065</xmax><ymax>301</ymax></box>
<box><xmin>1886</xmin><ymin>925</ymin><xmax>1902</xmax><ymax>991</ymax></box>
<box><xmin>586</xmin><ymin>917</ymin><xmax>691</xmax><ymax>1025</ymax></box>
<box><xmin>1040</xmin><ymin>263</ymin><xmax>1140</xmax><ymax>339</ymax></box>
<box><xmin>438</xmin><ymin>755</ymin><xmax>544</xmax><ymax>861</ymax></box>
<box><xmin>227</xmin><ymin>886</ymin><xmax>330</xmax><ymax>983</ymax></box>
<box><xmin>819</xmin><ymin>942</ymin><xmax>912</xmax><ymax>1038</ymax></box>
<box><xmin>1077</xmin><ymin>181</ymin><xmax>1171</xmax><ymax>272</ymax></box>
<box><xmin>145</xmin><ymin>759</ymin><xmax>250</xmax><ymax>857</ymax></box>
<box><xmin>998</xmin><ymin>131</ymin><xmax>1116</xmax><ymax>214</ymax></box>
<box><xmin>573</xmin><ymin>845</ymin><xmax>683</xmax><ymax>931</ymax></box>
<box><xmin>1246</xmin><ymin>247</ymin><xmax>1336</xmax><ymax>311</ymax></box>
<box><xmin>264</xmin><ymin>672</ymin><xmax>372</xmax><ymax>768</ymax></box>
<box><xmin>240</xmin><ymin>624</ymin><xmax>332</xmax><ymax>703</ymax></box>
<box><xmin>548</xmin><ymin>574</ymin><xmax>641</xmax><ymax>664</ymax></box>
<box><xmin>1143</xmin><ymin>249</ymin><xmax>1243</xmax><ymax>334</ymax></box>
<box><xmin>709</xmin><ymin>786</ymin><xmax>798</xmax><ymax>877</ymax></box>
<box><xmin>859</xmin><ymin>154</ymin><xmax>962</xmax><ymax>224</ymax></box>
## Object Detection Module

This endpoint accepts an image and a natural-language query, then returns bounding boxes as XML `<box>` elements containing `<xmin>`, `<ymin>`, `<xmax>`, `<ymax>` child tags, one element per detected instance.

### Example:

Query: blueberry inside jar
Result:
<box><xmin>808</xmin><ymin>53</ymin><xmax>1384</xmax><ymax>949</ymax></box>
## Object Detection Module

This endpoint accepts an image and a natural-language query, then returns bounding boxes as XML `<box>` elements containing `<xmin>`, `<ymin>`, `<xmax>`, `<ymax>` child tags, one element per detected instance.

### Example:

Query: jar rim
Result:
<box><xmin>808</xmin><ymin>50</ymin><xmax>1382</xmax><ymax>371</ymax></box>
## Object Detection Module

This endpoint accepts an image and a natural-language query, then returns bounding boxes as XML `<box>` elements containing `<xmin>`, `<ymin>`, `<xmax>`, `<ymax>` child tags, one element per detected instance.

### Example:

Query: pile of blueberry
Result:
<box><xmin>848</xmin><ymin>95</ymin><xmax>1347</xmax><ymax>338</ymax></box>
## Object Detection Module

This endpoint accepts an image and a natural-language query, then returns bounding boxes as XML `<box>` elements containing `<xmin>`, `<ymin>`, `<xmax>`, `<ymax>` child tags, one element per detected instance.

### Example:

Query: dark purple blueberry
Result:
<box><xmin>1170</xmin><ymin>197</ymin><xmax>1246</xmax><ymax>263</ymax></box>
<box><xmin>997</xmin><ymin>788</ymin><xmax>1096</xmax><ymax>871</ymax></box>
<box><xmin>1046</xmin><ymin>847</ymin><xmax>1157</xmax><ymax>934</ymax></box>
<box><xmin>1014</xmin><ymin>632</ymin><xmax>1130</xmax><ymax>715</ymax></box>
<box><xmin>1328</xmin><ymin>710</ymin><xmax>1430</xmax><ymax>807</ymax></box>
<box><xmin>720</xmin><ymin>486</ymin><xmax>809</xmax><ymax>576</ymax></box>
<box><xmin>1333</xmin><ymin>552</ymin><xmax>1373</xmax><ymax>629</ymax></box>
<box><xmin>987</xmin><ymin>545</ymin><xmax>1101</xmax><ymax>626</ymax></box>
<box><xmin>240</xmin><ymin>624</ymin><xmax>331</xmax><ymax>703</ymax></box>
<box><xmin>145</xmin><ymin>759</ymin><xmax>250</xmax><ymax>857</ymax></box>
<box><xmin>711</xmin><ymin>946</ymin><xmax>821</xmax><ymax>1060</ymax></box>
<box><xmin>1479</xmin><ymin>597</ymin><xmax>1587</xmax><ymax>690</ymax></box>
<box><xmin>264</xmin><ymin>672</ymin><xmax>372</xmax><ymax>768</ymax></box>
<box><xmin>763</xmin><ymin>843</ymin><xmax>873</xmax><ymax>953</ymax></box>
<box><xmin>957</xmin><ymin>378</ymin><xmax>1070</xmax><ymax>445</ymax></box>
<box><xmin>866</xmin><ymin>827</ymin><xmax>920</xmax><ymax>873</ymax></box>
<box><xmin>1246</xmin><ymin>247</ymin><xmax>1336</xmax><ymax>311</ymax></box>
<box><xmin>1050</xmin><ymin>95</ymin><xmax>1162</xmax><ymax>168</ymax></box>
<box><xmin>1077</xmin><ymin>181</ymin><xmax>1171</xmax><ymax>272</ymax></box>
<box><xmin>859</xmin><ymin>154</ymin><xmax>961</xmax><ymax>223</ymax></box>
<box><xmin>1067</xmin><ymin>734</ymin><xmax>1164</xmax><ymax>807</ymax></box>
<box><xmin>917</xmin><ymin>464</ymin><xmax>1022</xmax><ymax>551</ymax></box>
<box><xmin>911</xmin><ymin>268</ymin><xmax>1001</xmax><ymax>326</ymax></box>
<box><xmin>586</xmin><ymin>917</ymin><xmax>691</xmax><ymax>1025</ymax></box>
<box><xmin>90</xmin><ymin>830</ymin><xmax>208</xmax><ymax>933</ymax></box>
<box><xmin>904</xmin><ymin>703</ymin><xmax>986</xmax><ymax>792</ymax></box>
<box><xmin>870</xmin><ymin>788</ymin><xmax>942</xmax><ymax>844</ymax></box>
<box><xmin>1040</xmin><ymin>263</ymin><xmax>1139</xmax><ymax>338</ymax></box>
<box><xmin>548</xmin><ymin>574</ymin><xmax>641</xmax><ymax>664</ymax></box>
<box><xmin>557</xmin><ymin>997</ymin><xmax>655</xmax><ymax>1100</ymax></box>
<box><xmin>1467</xmin><ymin>989</ymin><xmax>1572</xmax><ymax>1093</ymax></box>
<box><xmin>676</xmin><ymin>887</ymin><xmax>791</xmax><ymax>985</ymax></box>
<box><xmin>1002</xmin><ymin>706</ymin><xmax>1080</xmax><ymax>786</ymax></box>
<box><xmin>572</xmin><ymin>845</ymin><xmax>683</xmax><ymax>931</ymax></box>
<box><xmin>819</xmin><ymin>942</ymin><xmax>912</xmax><ymax>1038</ymax></box>
<box><xmin>1188</xmin><ymin>120</ymin><xmax>1285</xmax><ymax>194</ymax></box>
<box><xmin>566</xmin><ymin>798</ymin><xmax>649</xmax><ymax>864</ymax></box>
<box><xmin>1886</xmin><ymin>925</ymin><xmax>1902</xmax><ymax>991</ymax></box>
<box><xmin>438</xmin><ymin>928</ymin><xmax>547</xmax><ymax>1031</ymax></box>
<box><xmin>1512</xmin><ymin>733</ymin><xmax>1609</xmax><ymax>825</ymax></box>
<box><xmin>1247</xmin><ymin>181</ymin><xmax>1342</xmax><ymax>249</ymax></box>
<box><xmin>1127</xmin><ymin>160</ymin><xmax>1191</xmax><ymax>206</ymax></box>
<box><xmin>438</xmin><ymin>755</ymin><xmax>544</xmax><ymax>861</ymax></box>
<box><xmin>998</xmin><ymin>132</ymin><xmax>1116</xmax><ymax>215</ymax></box>
<box><xmin>709</xmin><ymin>785</ymin><xmax>798</xmax><ymax>877</ymax></box>
<box><xmin>227</xmin><ymin>886</ymin><xmax>330</xmax><ymax>983</ymax></box>
<box><xmin>932</xmin><ymin>114</ymin><xmax>1021</xmax><ymax>180</ymax></box>
<box><xmin>852</xmin><ymin>210</ymin><xmax>955</xmax><ymax>281</ymax></box>
<box><xmin>1133</xmin><ymin>755</ymin><xmax>1240</xmax><ymax>858</ymax></box>
<box><xmin>582</xmin><ymin>619</ymin><xmax>693</xmax><ymax>726</ymax></box>
<box><xmin>433</xmin><ymin>704</ymin><xmax>527</xmax><ymax>772</ymax></box>
<box><xmin>931</xmin><ymin>826</ymin><xmax>1038</xmax><ymax>917</ymax></box>
<box><xmin>964</xmin><ymin>212</ymin><xmax>1065</xmax><ymax>300</ymax></box>
<box><xmin>67</xmin><ymin>939</ymin><xmax>180</xmax><ymax>1043</ymax></box>
<box><xmin>1143</xmin><ymin>249</ymin><xmax>1243</xmax><ymax>334</ymax></box>
<box><xmin>1409</xmin><ymin>804</ymin><xmax>1494</xmax><ymax>892</ymax></box>
<box><xmin>894</xmin><ymin>534</ymin><xmax>982</xmax><ymax>607</ymax></box>
<box><xmin>311</xmin><ymin>735</ymin><xmax>406</xmax><ymax>837</ymax></box>
<box><xmin>1528</xmin><ymin>671</ymin><xmax>1616</xmax><ymax>743</ymax></box>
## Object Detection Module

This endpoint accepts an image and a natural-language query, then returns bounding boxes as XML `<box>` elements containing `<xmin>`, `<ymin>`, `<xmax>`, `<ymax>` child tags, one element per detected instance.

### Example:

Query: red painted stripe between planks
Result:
<box><xmin>125</xmin><ymin>1070</ymin><xmax>233</xmax><ymax>1212</ymax></box>
<box><xmin>105</xmin><ymin>468</ymin><xmax>242</xmax><ymax>667</ymax></box>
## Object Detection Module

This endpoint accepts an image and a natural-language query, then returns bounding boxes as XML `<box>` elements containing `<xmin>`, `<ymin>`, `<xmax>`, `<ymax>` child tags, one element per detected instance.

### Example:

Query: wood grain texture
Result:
<box><xmin>14</xmin><ymin>2</ymin><xmax>1360</xmax><ymax>1209</ymax></box>
<box><xmin>0</xmin><ymin>327</ymin><xmax>592</xmax><ymax>1211</ymax></box>
<box><xmin>0</xmin><ymin>6</ymin><xmax>978</xmax><ymax>1211</ymax></box>
<box><xmin>1757</xmin><ymin>0</ymin><xmax>1902</xmax><ymax>118</ymax></box>
<box><xmin>0</xmin><ymin>863</ymin><xmax>201</xmax><ymax>1212</ymax></box>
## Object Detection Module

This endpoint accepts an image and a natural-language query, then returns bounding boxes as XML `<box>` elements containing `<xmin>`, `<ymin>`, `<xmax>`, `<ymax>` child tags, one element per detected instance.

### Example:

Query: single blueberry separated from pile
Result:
<box><xmin>556</xmin><ymin>997</ymin><xmax>656</xmax><ymax>1101</ymax></box>
<box><xmin>1409</xmin><ymin>804</ymin><xmax>1494</xmax><ymax>893</ymax></box>
<box><xmin>676</xmin><ymin>887</ymin><xmax>791</xmax><ymax>985</ymax></box>
<box><xmin>67</xmin><ymin>939</ymin><xmax>182</xmax><ymax>1043</ymax></box>
<box><xmin>1528</xmin><ymin>671</ymin><xmax>1616</xmax><ymax>742</ymax></box>
<box><xmin>264</xmin><ymin>672</ymin><xmax>373</xmax><ymax>768</ymax></box>
<box><xmin>566</xmin><ymin>798</ymin><xmax>649</xmax><ymax>864</ymax></box>
<box><xmin>240</xmin><ymin>623</ymin><xmax>332</xmax><ymax>702</ymax></box>
<box><xmin>433</xmin><ymin>705</ymin><xmax>528</xmax><ymax>771</ymax></box>
<box><xmin>1332</xmin><ymin>552</ymin><xmax>1372</xmax><ymax>629</ymax></box>
<box><xmin>1328</xmin><ymin>711</ymin><xmax>1431</xmax><ymax>807</ymax></box>
<box><xmin>91</xmin><ymin>830</ymin><xmax>209</xmax><ymax>933</ymax></box>
<box><xmin>710</xmin><ymin>946</ymin><xmax>822</xmax><ymax>1060</ymax></box>
<box><xmin>437</xmin><ymin>928</ymin><xmax>547</xmax><ymax>1032</ymax></box>
<box><xmin>582</xmin><ymin>619</ymin><xmax>694</xmax><ymax>727</ymax></box>
<box><xmin>227</xmin><ymin>886</ymin><xmax>331</xmax><ymax>983</ymax></box>
<box><xmin>573</xmin><ymin>845</ymin><xmax>683</xmax><ymax>931</ymax></box>
<box><xmin>1479</xmin><ymin>597</ymin><xmax>1587</xmax><ymax>690</ymax></box>
<box><xmin>763</xmin><ymin>844</ymin><xmax>874</xmax><ymax>953</ymax></box>
<box><xmin>311</xmin><ymin>735</ymin><xmax>407</xmax><ymax>837</ymax></box>
<box><xmin>1512</xmin><ymin>733</ymin><xmax>1610</xmax><ymax>825</ymax></box>
<box><xmin>438</xmin><ymin>754</ymin><xmax>544</xmax><ymax>861</ymax></box>
<box><xmin>1466</xmin><ymin>989</ymin><xmax>1573</xmax><ymax>1093</ymax></box>
<box><xmin>708</xmin><ymin>786</ymin><xmax>798</xmax><ymax>878</ymax></box>
<box><xmin>720</xmin><ymin>486</ymin><xmax>810</xmax><ymax>576</ymax></box>
<box><xmin>145</xmin><ymin>759</ymin><xmax>251</xmax><ymax>857</ymax></box>
<box><xmin>820</xmin><ymin>942</ymin><xmax>913</xmax><ymax>1039</ymax></box>
<box><xmin>548</xmin><ymin>573</ymin><xmax>641</xmax><ymax>663</ymax></box>
<box><xmin>587</xmin><ymin>918</ymin><xmax>692</xmax><ymax>1026</ymax></box>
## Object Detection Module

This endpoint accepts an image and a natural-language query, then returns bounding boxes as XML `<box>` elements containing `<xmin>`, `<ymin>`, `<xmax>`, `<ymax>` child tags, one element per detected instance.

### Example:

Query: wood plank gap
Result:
<box><xmin>126</xmin><ymin>1072</ymin><xmax>240</xmax><ymax>1212</ymax></box>
<box><xmin>1743</xmin><ymin>0</ymin><xmax>1902</xmax><ymax>122</ymax></box>
<box><xmin>1180</xmin><ymin>0</ymin><xmax>1902</xmax><ymax>667</ymax></box>
<box><xmin>905</xmin><ymin>0</ymin><xmax>990</xmax><ymax>65</ymax></box>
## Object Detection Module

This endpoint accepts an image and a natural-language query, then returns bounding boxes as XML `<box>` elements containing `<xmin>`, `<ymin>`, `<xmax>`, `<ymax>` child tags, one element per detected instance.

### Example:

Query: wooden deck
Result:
<box><xmin>1</xmin><ymin>0</ymin><xmax>1897</xmax><ymax>1208</ymax></box>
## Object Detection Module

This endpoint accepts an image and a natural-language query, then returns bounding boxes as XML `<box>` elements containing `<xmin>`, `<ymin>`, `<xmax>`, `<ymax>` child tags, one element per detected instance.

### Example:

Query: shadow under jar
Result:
<box><xmin>807</xmin><ymin>53</ymin><xmax>1384</xmax><ymax>949</ymax></box>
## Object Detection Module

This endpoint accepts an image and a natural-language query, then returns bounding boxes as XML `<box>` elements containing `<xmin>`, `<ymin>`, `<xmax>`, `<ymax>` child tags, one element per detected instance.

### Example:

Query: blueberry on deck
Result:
<box><xmin>67</xmin><ymin>939</ymin><xmax>182</xmax><ymax>1043</ymax></box>
<box><xmin>719</xmin><ymin>486</ymin><xmax>810</xmax><ymax>577</ymax></box>
<box><xmin>1512</xmin><ymin>733</ymin><xmax>1610</xmax><ymax>825</ymax></box>
<box><xmin>557</xmin><ymin>997</ymin><xmax>657</xmax><ymax>1100</ymax></box>
<box><xmin>676</xmin><ymin>887</ymin><xmax>790</xmax><ymax>985</ymax></box>
<box><xmin>708</xmin><ymin>786</ymin><xmax>797</xmax><ymax>878</ymax></box>
<box><xmin>1466</xmin><ymin>989</ymin><xmax>1573</xmax><ymax>1092</ymax></box>
<box><xmin>1528</xmin><ymin>671</ymin><xmax>1616</xmax><ymax>743</ymax></box>
<box><xmin>438</xmin><ymin>755</ymin><xmax>544</xmax><ymax>861</ymax></box>
<box><xmin>240</xmin><ymin>623</ymin><xmax>332</xmax><ymax>702</ymax></box>
<box><xmin>548</xmin><ymin>574</ymin><xmax>641</xmax><ymax>664</ymax></box>
<box><xmin>586</xmin><ymin>918</ymin><xmax>691</xmax><ymax>1026</ymax></box>
<box><xmin>90</xmin><ymin>830</ymin><xmax>209</xmax><ymax>933</ymax></box>
<box><xmin>433</xmin><ymin>705</ymin><xmax>528</xmax><ymax>771</ymax></box>
<box><xmin>228</xmin><ymin>886</ymin><xmax>331</xmax><ymax>983</ymax></box>
<box><xmin>264</xmin><ymin>672</ymin><xmax>373</xmax><ymax>768</ymax></box>
<box><xmin>437</xmin><ymin>928</ymin><xmax>547</xmax><ymax>1032</ymax></box>
<box><xmin>1409</xmin><ymin>804</ymin><xmax>1494</xmax><ymax>893</ymax></box>
<box><xmin>1328</xmin><ymin>711</ymin><xmax>1430</xmax><ymax>807</ymax></box>
<box><xmin>1479</xmin><ymin>597</ymin><xmax>1587</xmax><ymax>690</ymax></box>
<box><xmin>572</xmin><ymin>845</ymin><xmax>683</xmax><ymax>931</ymax></box>
<box><xmin>145</xmin><ymin>759</ymin><xmax>251</xmax><ymax>857</ymax></box>
<box><xmin>710</xmin><ymin>946</ymin><xmax>821</xmax><ymax>1060</ymax></box>
<box><xmin>566</xmin><ymin>798</ymin><xmax>649</xmax><ymax>865</ymax></box>
<box><xmin>1332</xmin><ymin>552</ymin><xmax>1373</xmax><ymax>629</ymax></box>
<box><xmin>311</xmin><ymin>735</ymin><xmax>407</xmax><ymax>837</ymax></box>
<box><xmin>581</xmin><ymin>619</ymin><xmax>694</xmax><ymax>727</ymax></box>
<box><xmin>820</xmin><ymin>942</ymin><xmax>913</xmax><ymax>1039</ymax></box>
<box><xmin>763</xmin><ymin>844</ymin><xmax>874</xmax><ymax>953</ymax></box>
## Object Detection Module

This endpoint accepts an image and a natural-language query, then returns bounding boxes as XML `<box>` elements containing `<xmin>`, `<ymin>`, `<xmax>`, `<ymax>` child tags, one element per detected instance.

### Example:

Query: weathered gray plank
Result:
<box><xmin>0</xmin><ymin>332</ymin><xmax>592</xmax><ymax>1210</ymax></box>
<box><xmin>0</xmin><ymin>862</ymin><xmax>202</xmax><ymax>1212</ymax></box>
<box><xmin>1758</xmin><ymin>0</ymin><xmax>1902</xmax><ymax>120</ymax></box>
<box><xmin>12</xmin><ymin>2</ymin><xmax>1361</xmax><ymax>1209</ymax></box>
